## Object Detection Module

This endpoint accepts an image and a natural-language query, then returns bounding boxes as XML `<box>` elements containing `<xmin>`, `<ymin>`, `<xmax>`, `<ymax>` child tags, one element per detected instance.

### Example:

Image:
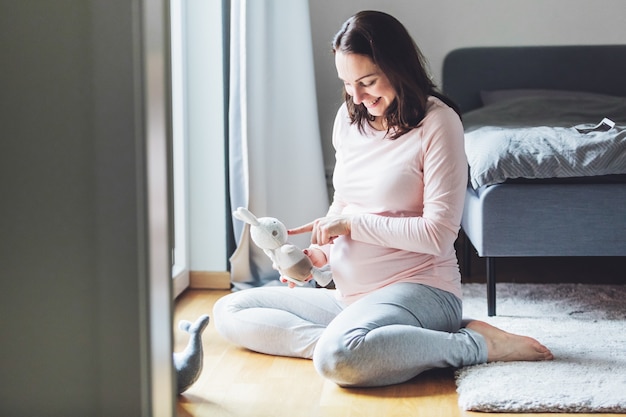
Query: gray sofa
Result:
<box><xmin>442</xmin><ymin>45</ymin><xmax>626</xmax><ymax>315</ymax></box>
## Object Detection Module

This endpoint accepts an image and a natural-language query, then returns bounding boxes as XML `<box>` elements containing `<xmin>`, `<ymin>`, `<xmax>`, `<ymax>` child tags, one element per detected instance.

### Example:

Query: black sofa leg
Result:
<box><xmin>486</xmin><ymin>257</ymin><xmax>496</xmax><ymax>316</ymax></box>
<box><xmin>463</xmin><ymin>233</ymin><xmax>472</xmax><ymax>277</ymax></box>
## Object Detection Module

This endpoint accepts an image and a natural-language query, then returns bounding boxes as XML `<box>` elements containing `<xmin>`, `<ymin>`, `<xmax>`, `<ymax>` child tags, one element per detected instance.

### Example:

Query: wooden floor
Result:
<box><xmin>174</xmin><ymin>252</ymin><xmax>626</xmax><ymax>417</ymax></box>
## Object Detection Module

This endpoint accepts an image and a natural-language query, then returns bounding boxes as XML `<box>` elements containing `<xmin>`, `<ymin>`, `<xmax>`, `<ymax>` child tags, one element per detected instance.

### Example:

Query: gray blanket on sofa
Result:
<box><xmin>463</xmin><ymin>94</ymin><xmax>626</xmax><ymax>188</ymax></box>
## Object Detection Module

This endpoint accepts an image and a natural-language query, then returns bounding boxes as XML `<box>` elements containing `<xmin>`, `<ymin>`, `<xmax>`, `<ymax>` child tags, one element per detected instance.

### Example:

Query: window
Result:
<box><xmin>169</xmin><ymin>0</ymin><xmax>228</xmax><ymax>297</ymax></box>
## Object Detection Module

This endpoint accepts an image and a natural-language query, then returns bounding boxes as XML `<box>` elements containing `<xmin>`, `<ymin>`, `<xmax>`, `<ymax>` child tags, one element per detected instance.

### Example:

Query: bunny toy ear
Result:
<box><xmin>232</xmin><ymin>207</ymin><xmax>260</xmax><ymax>226</ymax></box>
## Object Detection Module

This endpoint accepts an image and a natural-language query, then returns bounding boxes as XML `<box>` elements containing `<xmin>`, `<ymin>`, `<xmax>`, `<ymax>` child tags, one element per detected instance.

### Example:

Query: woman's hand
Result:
<box><xmin>279</xmin><ymin>273</ymin><xmax>312</xmax><ymax>288</ymax></box>
<box><xmin>278</xmin><ymin>248</ymin><xmax>325</xmax><ymax>288</ymax></box>
<box><xmin>288</xmin><ymin>215</ymin><xmax>352</xmax><ymax>246</ymax></box>
<box><xmin>303</xmin><ymin>247</ymin><xmax>327</xmax><ymax>267</ymax></box>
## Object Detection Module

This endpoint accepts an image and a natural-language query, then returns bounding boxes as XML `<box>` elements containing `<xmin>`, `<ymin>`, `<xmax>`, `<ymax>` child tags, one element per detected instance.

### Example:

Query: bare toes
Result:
<box><xmin>466</xmin><ymin>320</ymin><xmax>554</xmax><ymax>363</ymax></box>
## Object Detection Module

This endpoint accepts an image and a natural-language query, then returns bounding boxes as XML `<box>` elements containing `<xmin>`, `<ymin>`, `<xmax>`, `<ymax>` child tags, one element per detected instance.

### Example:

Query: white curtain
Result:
<box><xmin>228</xmin><ymin>0</ymin><xmax>329</xmax><ymax>289</ymax></box>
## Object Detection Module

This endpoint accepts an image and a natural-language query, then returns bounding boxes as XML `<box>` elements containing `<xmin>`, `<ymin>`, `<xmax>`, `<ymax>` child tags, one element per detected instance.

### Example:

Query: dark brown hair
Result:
<box><xmin>332</xmin><ymin>10</ymin><xmax>460</xmax><ymax>139</ymax></box>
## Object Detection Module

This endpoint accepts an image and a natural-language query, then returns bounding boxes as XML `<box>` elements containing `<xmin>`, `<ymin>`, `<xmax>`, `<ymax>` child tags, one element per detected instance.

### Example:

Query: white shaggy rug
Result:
<box><xmin>457</xmin><ymin>283</ymin><xmax>626</xmax><ymax>413</ymax></box>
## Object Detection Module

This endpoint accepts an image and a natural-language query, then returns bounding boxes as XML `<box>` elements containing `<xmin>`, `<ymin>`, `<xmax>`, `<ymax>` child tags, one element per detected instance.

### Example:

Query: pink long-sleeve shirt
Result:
<box><xmin>322</xmin><ymin>96</ymin><xmax>468</xmax><ymax>304</ymax></box>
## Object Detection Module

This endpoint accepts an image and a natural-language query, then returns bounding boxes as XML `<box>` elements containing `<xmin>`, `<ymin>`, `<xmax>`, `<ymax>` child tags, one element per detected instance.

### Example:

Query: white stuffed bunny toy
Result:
<box><xmin>233</xmin><ymin>207</ymin><xmax>332</xmax><ymax>287</ymax></box>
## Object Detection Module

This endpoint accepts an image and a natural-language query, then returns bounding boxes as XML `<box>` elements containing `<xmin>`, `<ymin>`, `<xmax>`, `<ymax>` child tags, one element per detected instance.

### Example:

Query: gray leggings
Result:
<box><xmin>213</xmin><ymin>282</ymin><xmax>487</xmax><ymax>387</ymax></box>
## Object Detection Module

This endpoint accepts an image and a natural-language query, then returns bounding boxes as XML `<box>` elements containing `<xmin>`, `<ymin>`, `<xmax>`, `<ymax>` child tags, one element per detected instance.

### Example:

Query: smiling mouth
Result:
<box><xmin>365</xmin><ymin>97</ymin><xmax>381</xmax><ymax>108</ymax></box>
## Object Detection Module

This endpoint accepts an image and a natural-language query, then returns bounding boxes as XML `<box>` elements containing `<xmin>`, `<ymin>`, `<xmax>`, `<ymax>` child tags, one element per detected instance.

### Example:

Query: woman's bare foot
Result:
<box><xmin>466</xmin><ymin>320</ymin><xmax>554</xmax><ymax>362</ymax></box>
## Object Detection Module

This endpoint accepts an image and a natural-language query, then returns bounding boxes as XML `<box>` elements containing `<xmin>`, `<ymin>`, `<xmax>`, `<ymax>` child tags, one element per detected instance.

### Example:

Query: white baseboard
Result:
<box><xmin>190</xmin><ymin>270</ymin><xmax>231</xmax><ymax>290</ymax></box>
<box><xmin>173</xmin><ymin>269</ymin><xmax>190</xmax><ymax>298</ymax></box>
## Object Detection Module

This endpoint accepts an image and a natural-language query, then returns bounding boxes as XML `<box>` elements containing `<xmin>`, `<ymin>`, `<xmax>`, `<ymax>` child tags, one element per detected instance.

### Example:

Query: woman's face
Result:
<box><xmin>335</xmin><ymin>51</ymin><xmax>396</xmax><ymax>120</ymax></box>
